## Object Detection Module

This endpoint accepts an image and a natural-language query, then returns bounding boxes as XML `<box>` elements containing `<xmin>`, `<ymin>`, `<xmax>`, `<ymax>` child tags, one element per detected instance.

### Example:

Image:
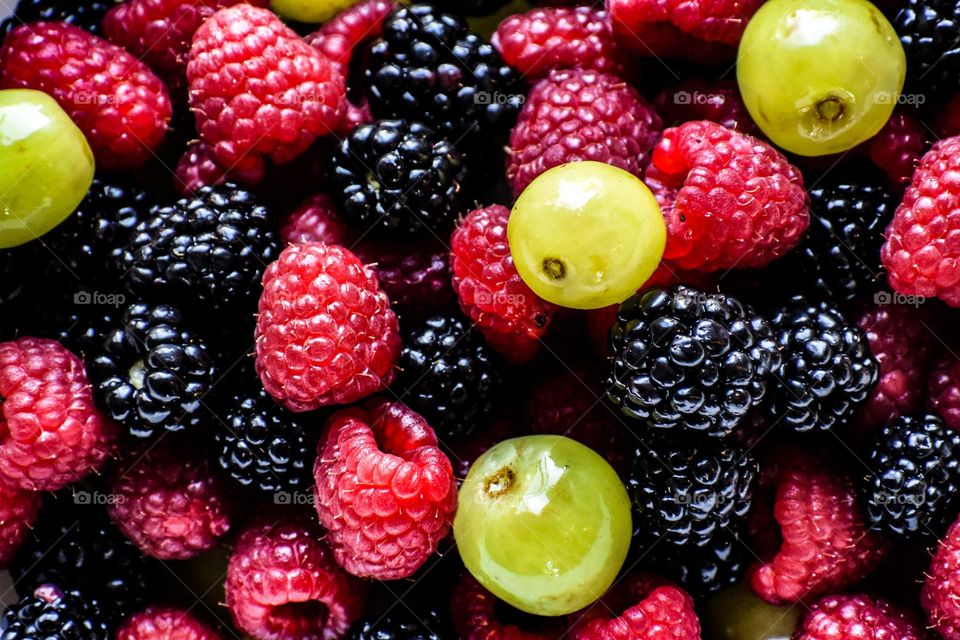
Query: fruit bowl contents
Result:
<box><xmin>2</xmin><ymin>0</ymin><xmax>960</xmax><ymax>638</ymax></box>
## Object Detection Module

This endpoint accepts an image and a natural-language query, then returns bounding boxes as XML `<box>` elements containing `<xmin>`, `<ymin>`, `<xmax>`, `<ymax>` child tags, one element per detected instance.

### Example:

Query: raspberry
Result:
<box><xmin>492</xmin><ymin>7</ymin><xmax>625</xmax><ymax>80</ymax></box>
<box><xmin>605</xmin><ymin>0</ymin><xmax>763</xmax><ymax>46</ymax></box>
<box><xmin>174</xmin><ymin>142</ymin><xmax>231</xmax><ymax>195</ymax></box>
<box><xmin>923</xmin><ymin>516</ymin><xmax>960</xmax><ymax>639</ymax></box>
<box><xmin>187</xmin><ymin>5</ymin><xmax>344</xmax><ymax>181</ymax></box>
<box><xmin>108</xmin><ymin>441</ymin><xmax>233</xmax><ymax>560</ymax></box>
<box><xmin>608</xmin><ymin>18</ymin><xmax>735</xmax><ymax>62</ymax></box>
<box><xmin>255</xmin><ymin>243</ymin><xmax>400</xmax><ymax>412</ymax></box>
<box><xmin>313</xmin><ymin>398</ymin><xmax>457</xmax><ymax>580</ymax></box>
<box><xmin>279</xmin><ymin>193</ymin><xmax>357</xmax><ymax>247</ymax></box>
<box><xmin>795</xmin><ymin>594</ymin><xmax>923</xmax><ymax>640</ymax></box>
<box><xmin>507</xmin><ymin>69</ymin><xmax>662</xmax><ymax>196</ymax></box>
<box><xmin>354</xmin><ymin>238</ymin><xmax>455</xmax><ymax>319</ymax></box>
<box><xmin>647</xmin><ymin>121</ymin><xmax>809</xmax><ymax>271</ymax></box>
<box><xmin>0</xmin><ymin>22</ymin><xmax>172</xmax><ymax>170</ymax></box>
<box><xmin>882</xmin><ymin>136</ymin><xmax>960</xmax><ymax>307</ymax></box>
<box><xmin>0</xmin><ymin>483</ymin><xmax>41</xmax><ymax>567</ymax></box>
<box><xmin>569</xmin><ymin>572</ymin><xmax>701</xmax><ymax>640</ymax></box>
<box><xmin>451</xmin><ymin>205</ymin><xmax>557</xmax><ymax>363</ymax></box>
<box><xmin>855</xmin><ymin>303</ymin><xmax>938</xmax><ymax>435</ymax></box>
<box><xmin>450</xmin><ymin>573</ymin><xmax>568</xmax><ymax>640</ymax></box>
<box><xmin>117</xmin><ymin>606</ymin><xmax>221</xmax><ymax>640</ymax></box>
<box><xmin>226</xmin><ymin>516</ymin><xmax>365</xmax><ymax>640</ymax></box>
<box><xmin>305</xmin><ymin>0</ymin><xmax>398</xmax><ymax>78</ymax></box>
<box><xmin>103</xmin><ymin>0</ymin><xmax>267</xmax><ymax>89</ymax></box>
<box><xmin>748</xmin><ymin>450</ymin><xmax>890</xmax><ymax>604</ymax></box>
<box><xmin>929</xmin><ymin>353</ymin><xmax>960</xmax><ymax>430</ymax></box>
<box><xmin>860</xmin><ymin>109</ymin><xmax>927</xmax><ymax>191</ymax></box>
<box><xmin>0</xmin><ymin>337</ymin><xmax>116</xmax><ymax>491</ymax></box>
<box><xmin>653</xmin><ymin>79</ymin><xmax>758</xmax><ymax>135</ymax></box>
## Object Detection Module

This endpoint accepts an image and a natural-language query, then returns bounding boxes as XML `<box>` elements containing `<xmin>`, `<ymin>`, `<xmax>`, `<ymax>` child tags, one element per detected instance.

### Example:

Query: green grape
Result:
<box><xmin>0</xmin><ymin>89</ymin><xmax>94</xmax><ymax>249</ymax></box>
<box><xmin>737</xmin><ymin>0</ymin><xmax>906</xmax><ymax>156</ymax></box>
<box><xmin>702</xmin><ymin>582</ymin><xmax>802</xmax><ymax>640</ymax></box>
<box><xmin>454</xmin><ymin>435</ymin><xmax>632</xmax><ymax>617</ymax></box>
<box><xmin>271</xmin><ymin>0</ymin><xmax>359</xmax><ymax>23</ymax></box>
<box><xmin>508</xmin><ymin>161</ymin><xmax>666</xmax><ymax>310</ymax></box>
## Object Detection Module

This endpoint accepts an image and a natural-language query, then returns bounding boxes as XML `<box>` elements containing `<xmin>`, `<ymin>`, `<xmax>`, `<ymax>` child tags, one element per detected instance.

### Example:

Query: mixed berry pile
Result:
<box><xmin>2</xmin><ymin>0</ymin><xmax>960</xmax><ymax>638</ymax></box>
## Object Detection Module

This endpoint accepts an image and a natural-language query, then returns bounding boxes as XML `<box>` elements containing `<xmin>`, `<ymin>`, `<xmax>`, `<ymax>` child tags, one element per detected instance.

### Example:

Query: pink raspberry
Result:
<box><xmin>606</xmin><ymin>0</ymin><xmax>764</xmax><ymax>46</ymax></box>
<box><xmin>279</xmin><ymin>194</ymin><xmax>358</xmax><ymax>246</ymax></box>
<box><xmin>354</xmin><ymin>239</ymin><xmax>455</xmax><ymax>320</ymax></box>
<box><xmin>796</xmin><ymin>594</ymin><xmax>924</xmax><ymax>640</ymax></box>
<box><xmin>930</xmin><ymin>353</ymin><xmax>960</xmax><ymax>430</ymax></box>
<box><xmin>860</xmin><ymin>109</ymin><xmax>927</xmax><ymax>192</ymax></box>
<box><xmin>608</xmin><ymin>17</ymin><xmax>735</xmax><ymax>62</ymax></box>
<box><xmin>305</xmin><ymin>0</ymin><xmax>398</xmax><ymax>78</ymax></box>
<box><xmin>117</xmin><ymin>606</ymin><xmax>222</xmax><ymax>640</ymax></box>
<box><xmin>0</xmin><ymin>483</ymin><xmax>42</xmax><ymax>567</ymax></box>
<box><xmin>924</xmin><ymin>517</ymin><xmax>960</xmax><ymax>639</ymax></box>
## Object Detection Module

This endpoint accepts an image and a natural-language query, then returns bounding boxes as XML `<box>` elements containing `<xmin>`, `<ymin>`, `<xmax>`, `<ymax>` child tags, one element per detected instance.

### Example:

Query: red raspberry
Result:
<box><xmin>255</xmin><ymin>243</ymin><xmax>400</xmax><ymax>412</ymax></box>
<box><xmin>305</xmin><ymin>0</ymin><xmax>398</xmax><ymax>78</ymax></box>
<box><xmin>795</xmin><ymin>594</ymin><xmax>923</xmax><ymax>640</ymax></box>
<box><xmin>854</xmin><ymin>303</ymin><xmax>938</xmax><ymax>435</ymax></box>
<box><xmin>226</xmin><ymin>516</ymin><xmax>365</xmax><ymax>640</ymax></box>
<box><xmin>929</xmin><ymin>353</ymin><xmax>960</xmax><ymax>430</ymax></box>
<box><xmin>187</xmin><ymin>5</ymin><xmax>344</xmax><ymax>181</ymax></box>
<box><xmin>0</xmin><ymin>483</ymin><xmax>41</xmax><ymax>567</ymax></box>
<box><xmin>0</xmin><ymin>22</ymin><xmax>172</xmax><ymax>170</ymax></box>
<box><xmin>492</xmin><ymin>7</ymin><xmax>625</xmax><ymax>80</ymax></box>
<box><xmin>647</xmin><ymin>120</ymin><xmax>809</xmax><ymax>271</ymax></box>
<box><xmin>173</xmin><ymin>142</ymin><xmax>263</xmax><ymax>195</ymax></box>
<box><xmin>103</xmin><ymin>0</ymin><xmax>268</xmax><ymax>89</ymax></box>
<box><xmin>117</xmin><ymin>606</ymin><xmax>221</xmax><ymax>640</ymax></box>
<box><xmin>606</xmin><ymin>0</ymin><xmax>763</xmax><ymax>46</ymax></box>
<box><xmin>569</xmin><ymin>572</ymin><xmax>701</xmax><ymax>640</ymax></box>
<box><xmin>882</xmin><ymin>136</ymin><xmax>960</xmax><ymax>307</ymax></box>
<box><xmin>653</xmin><ymin>79</ymin><xmax>759</xmax><ymax>135</ymax></box>
<box><xmin>354</xmin><ymin>238</ymin><xmax>455</xmax><ymax>319</ymax></box>
<box><xmin>279</xmin><ymin>193</ymin><xmax>358</xmax><ymax>246</ymax></box>
<box><xmin>507</xmin><ymin>68</ymin><xmax>662</xmax><ymax>196</ymax></box>
<box><xmin>923</xmin><ymin>516</ymin><xmax>960</xmax><ymax>639</ymax></box>
<box><xmin>451</xmin><ymin>205</ymin><xmax>558</xmax><ymax>363</ymax></box>
<box><xmin>0</xmin><ymin>337</ymin><xmax>117</xmax><ymax>491</ymax></box>
<box><xmin>748</xmin><ymin>450</ymin><xmax>890</xmax><ymax>604</ymax></box>
<box><xmin>609</xmin><ymin>18</ymin><xmax>735</xmax><ymax>63</ymax></box>
<box><xmin>860</xmin><ymin>109</ymin><xmax>927</xmax><ymax>192</ymax></box>
<box><xmin>108</xmin><ymin>441</ymin><xmax>233</xmax><ymax>560</ymax></box>
<box><xmin>313</xmin><ymin>398</ymin><xmax>457</xmax><ymax>580</ymax></box>
<box><xmin>451</xmin><ymin>573</ymin><xmax>568</xmax><ymax>640</ymax></box>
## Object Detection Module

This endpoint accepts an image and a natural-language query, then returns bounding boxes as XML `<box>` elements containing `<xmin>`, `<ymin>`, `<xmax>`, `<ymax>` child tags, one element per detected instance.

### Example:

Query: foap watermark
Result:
<box><xmin>872</xmin><ymin>91</ymin><xmax>926</xmax><ymax>107</ymax></box>
<box><xmin>873</xmin><ymin>487</ymin><xmax>926</xmax><ymax>507</ymax></box>
<box><xmin>474</xmin><ymin>91</ymin><xmax>525</xmax><ymax>107</ymax></box>
<box><xmin>73</xmin><ymin>92</ymin><xmax>115</xmax><ymax>106</ymax></box>
<box><xmin>670</xmin><ymin>490</ymin><xmax>728</xmax><ymax>508</ymax></box>
<box><xmin>474</xmin><ymin>290</ymin><xmax>526</xmax><ymax>306</ymax></box>
<box><xmin>74</xmin><ymin>290</ymin><xmax>126</xmax><ymax>308</ymax></box>
<box><xmin>274</xmin><ymin>491</ymin><xmax>315</xmax><ymax>506</ymax></box>
<box><xmin>874</xmin><ymin>291</ymin><xmax>925</xmax><ymax>308</ymax></box>
<box><xmin>673</xmin><ymin>90</ymin><xmax>726</xmax><ymax>106</ymax></box>
<box><xmin>73</xmin><ymin>490</ymin><xmax>124</xmax><ymax>506</ymax></box>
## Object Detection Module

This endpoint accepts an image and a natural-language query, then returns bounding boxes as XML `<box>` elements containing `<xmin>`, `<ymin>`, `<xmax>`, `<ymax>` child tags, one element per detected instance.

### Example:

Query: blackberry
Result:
<box><xmin>87</xmin><ymin>301</ymin><xmax>217</xmax><ymax>439</ymax></box>
<box><xmin>1</xmin><ymin>0</ymin><xmax>112</xmax><ymax>36</ymax></box>
<box><xmin>120</xmin><ymin>183</ymin><xmax>278</xmax><ymax>314</ymax></box>
<box><xmin>606</xmin><ymin>286</ymin><xmax>780</xmax><ymax>438</ymax></box>
<box><xmin>861</xmin><ymin>414</ymin><xmax>960</xmax><ymax>539</ymax></box>
<box><xmin>10</xmin><ymin>498</ymin><xmax>153</xmax><ymax>620</ymax></box>
<box><xmin>427</xmin><ymin>0</ymin><xmax>512</xmax><ymax>16</ymax></box>
<box><xmin>332</xmin><ymin>120</ymin><xmax>467</xmax><ymax>237</ymax></box>
<box><xmin>626</xmin><ymin>436</ymin><xmax>758</xmax><ymax>549</ymax></box>
<box><xmin>790</xmin><ymin>176</ymin><xmax>896</xmax><ymax>307</ymax></box>
<box><xmin>216</xmin><ymin>386</ymin><xmax>313</xmax><ymax>494</ymax></box>
<box><xmin>348</xmin><ymin>607</ymin><xmax>446</xmax><ymax>640</ymax></box>
<box><xmin>766</xmin><ymin>297</ymin><xmax>879</xmax><ymax>432</ymax></box>
<box><xmin>653</xmin><ymin>529</ymin><xmax>748</xmax><ymax>599</ymax></box>
<box><xmin>395</xmin><ymin>314</ymin><xmax>501</xmax><ymax>439</ymax></box>
<box><xmin>894</xmin><ymin>0</ymin><xmax>960</xmax><ymax>97</ymax></box>
<box><xmin>0</xmin><ymin>585</ymin><xmax>109</xmax><ymax>640</ymax></box>
<box><xmin>366</xmin><ymin>5</ymin><xmax>522</xmax><ymax>138</ymax></box>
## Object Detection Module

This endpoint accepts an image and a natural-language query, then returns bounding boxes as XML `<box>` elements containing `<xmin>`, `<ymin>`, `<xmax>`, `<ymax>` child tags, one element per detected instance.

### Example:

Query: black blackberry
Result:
<box><xmin>87</xmin><ymin>301</ymin><xmax>217</xmax><ymax>439</ymax></box>
<box><xmin>427</xmin><ymin>0</ymin><xmax>512</xmax><ymax>16</ymax></box>
<box><xmin>606</xmin><ymin>286</ymin><xmax>780</xmax><ymax>438</ymax></box>
<box><xmin>366</xmin><ymin>5</ymin><xmax>522</xmax><ymax>138</ymax></box>
<box><xmin>652</xmin><ymin>529</ymin><xmax>748</xmax><ymax>599</ymax></box>
<box><xmin>332</xmin><ymin>120</ymin><xmax>467</xmax><ymax>237</ymax></box>
<box><xmin>895</xmin><ymin>0</ymin><xmax>960</xmax><ymax>97</ymax></box>
<box><xmin>348</xmin><ymin>607</ymin><xmax>446</xmax><ymax>640</ymax></box>
<box><xmin>766</xmin><ymin>298</ymin><xmax>879</xmax><ymax>432</ymax></box>
<box><xmin>790</xmin><ymin>176</ymin><xmax>896</xmax><ymax>307</ymax></box>
<box><xmin>861</xmin><ymin>414</ymin><xmax>960</xmax><ymax>539</ymax></box>
<box><xmin>627</xmin><ymin>436</ymin><xmax>758</xmax><ymax>549</ymax></box>
<box><xmin>10</xmin><ymin>498</ymin><xmax>153</xmax><ymax>620</ymax></box>
<box><xmin>1</xmin><ymin>0</ymin><xmax>113</xmax><ymax>36</ymax></box>
<box><xmin>216</xmin><ymin>386</ymin><xmax>313</xmax><ymax>494</ymax></box>
<box><xmin>120</xmin><ymin>183</ymin><xmax>278</xmax><ymax>314</ymax></box>
<box><xmin>0</xmin><ymin>585</ymin><xmax>109</xmax><ymax>640</ymax></box>
<box><xmin>395</xmin><ymin>314</ymin><xmax>501</xmax><ymax>439</ymax></box>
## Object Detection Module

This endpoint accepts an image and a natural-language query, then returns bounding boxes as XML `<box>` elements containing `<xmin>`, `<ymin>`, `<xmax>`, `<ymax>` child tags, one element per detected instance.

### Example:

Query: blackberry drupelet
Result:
<box><xmin>790</xmin><ymin>175</ymin><xmax>896</xmax><ymax>307</ymax></box>
<box><xmin>894</xmin><ymin>0</ymin><xmax>960</xmax><ymax>96</ymax></box>
<box><xmin>348</xmin><ymin>607</ymin><xmax>446</xmax><ymax>640</ymax></box>
<box><xmin>606</xmin><ymin>286</ymin><xmax>780</xmax><ymax>438</ymax></box>
<box><xmin>653</xmin><ymin>529</ymin><xmax>748</xmax><ymax>599</ymax></box>
<box><xmin>1</xmin><ymin>0</ymin><xmax>112</xmax><ymax>35</ymax></box>
<box><xmin>862</xmin><ymin>414</ymin><xmax>960</xmax><ymax>539</ymax></box>
<box><xmin>216</xmin><ymin>386</ymin><xmax>313</xmax><ymax>494</ymax></box>
<box><xmin>766</xmin><ymin>297</ymin><xmax>879</xmax><ymax>432</ymax></box>
<box><xmin>87</xmin><ymin>301</ymin><xmax>217</xmax><ymax>439</ymax></box>
<box><xmin>427</xmin><ymin>0</ymin><xmax>511</xmax><ymax>16</ymax></box>
<box><xmin>120</xmin><ymin>184</ymin><xmax>278</xmax><ymax>314</ymax></box>
<box><xmin>0</xmin><ymin>585</ymin><xmax>109</xmax><ymax>640</ymax></box>
<box><xmin>332</xmin><ymin>120</ymin><xmax>467</xmax><ymax>237</ymax></box>
<box><xmin>626</xmin><ymin>436</ymin><xmax>758</xmax><ymax>550</ymax></box>
<box><xmin>395</xmin><ymin>314</ymin><xmax>501</xmax><ymax>440</ymax></box>
<box><xmin>11</xmin><ymin>498</ymin><xmax>153</xmax><ymax>620</ymax></box>
<box><xmin>366</xmin><ymin>5</ymin><xmax>522</xmax><ymax>138</ymax></box>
